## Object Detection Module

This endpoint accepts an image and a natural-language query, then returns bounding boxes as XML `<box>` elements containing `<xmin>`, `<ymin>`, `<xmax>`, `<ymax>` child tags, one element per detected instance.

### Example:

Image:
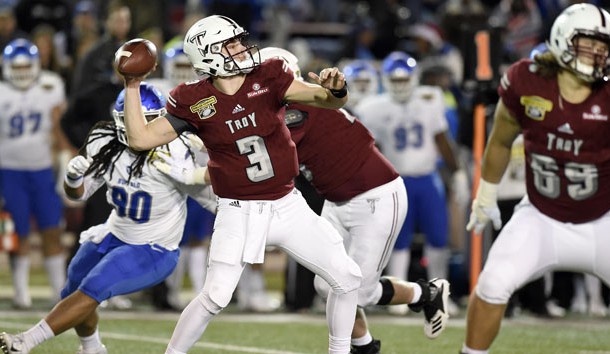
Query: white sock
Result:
<box><xmin>249</xmin><ymin>268</ymin><xmax>265</xmax><ymax>293</ymax></box>
<box><xmin>351</xmin><ymin>331</ymin><xmax>373</xmax><ymax>346</ymax></box>
<box><xmin>188</xmin><ymin>247</ymin><xmax>207</xmax><ymax>292</ymax></box>
<box><xmin>424</xmin><ymin>246</ymin><xmax>449</xmax><ymax>280</ymax></box>
<box><xmin>462</xmin><ymin>344</ymin><xmax>489</xmax><ymax>354</ymax></box>
<box><xmin>585</xmin><ymin>274</ymin><xmax>604</xmax><ymax>308</ymax></box>
<box><xmin>329</xmin><ymin>334</ymin><xmax>352</xmax><ymax>354</ymax></box>
<box><xmin>79</xmin><ymin>327</ymin><xmax>103</xmax><ymax>351</ymax></box>
<box><xmin>410</xmin><ymin>283</ymin><xmax>422</xmax><ymax>304</ymax></box>
<box><xmin>22</xmin><ymin>319</ymin><xmax>54</xmax><ymax>351</ymax></box>
<box><xmin>385</xmin><ymin>249</ymin><xmax>410</xmax><ymax>280</ymax></box>
<box><xmin>11</xmin><ymin>255</ymin><xmax>31</xmax><ymax>306</ymax></box>
<box><xmin>166</xmin><ymin>254</ymin><xmax>186</xmax><ymax>305</ymax></box>
<box><xmin>326</xmin><ymin>289</ymin><xmax>358</xmax><ymax>353</ymax></box>
<box><xmin>44</xmin><ymin>254</ymin><xmax>66</xmax><ymax>301</ymax></box>
<box><xmin>167</xmin><ymin>294</ymin><xmax>215</xmax><ymax>353</ymax></box>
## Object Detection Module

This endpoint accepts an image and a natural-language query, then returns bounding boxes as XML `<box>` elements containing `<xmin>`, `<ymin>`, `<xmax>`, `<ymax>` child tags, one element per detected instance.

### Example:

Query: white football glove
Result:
<box><xmin>184</xmin><ymin>132</ymin><xmax>204</xmax><ymax>151</ymax></box>
<box><xmin>466</xmin><ymin>179</ymin><xmax>502</xmax><ymax>234</ymax></box>
<box><xmin>65</xmin><ymin>155</ymin><xmax>92</xmax><ymax>188</ymax></box>
<box><xmin>450</xmin><ymin>169</ymin><xmax>470</xmax><ymax>206</ymax></box>
<box><xmin>150</xmin><ymin>150</ymin><xmax>208</xmax><ymax>185</ymax></box>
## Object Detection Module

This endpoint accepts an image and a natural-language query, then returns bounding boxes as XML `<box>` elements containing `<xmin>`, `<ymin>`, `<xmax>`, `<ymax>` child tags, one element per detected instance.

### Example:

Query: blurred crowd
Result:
<box><xmin>1</xmin><ymin>0</ymin><xmax>609</xmax><ymax>320</ymax></box>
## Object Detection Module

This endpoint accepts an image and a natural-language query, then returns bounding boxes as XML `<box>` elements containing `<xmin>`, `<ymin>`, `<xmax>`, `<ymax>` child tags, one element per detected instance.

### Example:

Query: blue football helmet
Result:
<box><xmin>2</xmin><ymin>38</ymin><xmax>41</xmax><ymax>90</ymax></box>
<box><xmin>381</xmin><ymin>51</ymin><xmax>418</xmax><ymax>102</ymax></box>
<box><xmin>112</xmin><ymin>82</ymin><xmax>167</xmax><ymax>145</ymax></box>
<box><xmin>342</xmin><ymin>60</ymin><xmax>379</xmax><ymax>108</ymax></box>
<box><xmin>163</xmin><ymin>44</ymin><xmax>199</xmax><ymax>87</ymax></box>
<box><xmin>529</xmin><ymin>42</ymin><xmax>548</xmax><ymax>60</ymax></box>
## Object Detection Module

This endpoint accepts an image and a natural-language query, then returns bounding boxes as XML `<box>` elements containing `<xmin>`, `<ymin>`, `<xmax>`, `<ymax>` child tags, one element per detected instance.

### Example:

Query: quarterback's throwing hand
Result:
<box><xmin>466</xmin><ymin>180</ymin><xmax>502</xmax><ymax>234</ymax></box>
<box><xmin>308</xmin><ymin>67</ymin><xmax>346</xmax><ymax>91</ymax></box>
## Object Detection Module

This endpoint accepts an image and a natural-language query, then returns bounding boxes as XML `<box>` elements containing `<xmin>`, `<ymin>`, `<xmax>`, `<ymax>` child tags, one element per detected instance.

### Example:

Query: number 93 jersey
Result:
<box><xmin>81</xmin><ymin>131</ymin><xmax>198</xmax><ymax>250</ymax></box>
<box><xmin>354</xmin><ymin>85</ymin><xmax>447</xmax><ymax>176</ymax></box>
<box><xmin>499</xmin><ymin>59</ymin><xmax>610</xmax><ymax>223</ymax></box>
<box><xmin>0</xmin><ymin>72</ymin><xmax>65</xmax><ymax>170</ymax></box>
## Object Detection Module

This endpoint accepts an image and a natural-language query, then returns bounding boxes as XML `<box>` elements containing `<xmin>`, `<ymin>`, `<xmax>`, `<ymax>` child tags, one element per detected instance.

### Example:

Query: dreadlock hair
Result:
<box><xmin>79</xmin><ymin>121</ymin><xmax>199</xmax><ymax>182</ymax></box>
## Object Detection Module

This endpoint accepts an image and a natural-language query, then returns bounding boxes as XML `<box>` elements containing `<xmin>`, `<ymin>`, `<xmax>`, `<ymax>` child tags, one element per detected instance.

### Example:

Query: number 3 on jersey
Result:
<box><xmin>236</xmin><ymin>135</ymin><xmax>275</xmax><ymax>182</ymax></box>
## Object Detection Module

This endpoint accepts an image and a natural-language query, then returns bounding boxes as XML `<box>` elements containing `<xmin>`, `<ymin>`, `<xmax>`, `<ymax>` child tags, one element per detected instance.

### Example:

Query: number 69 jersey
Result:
<box><xmin>78</xmin><ymin>129</ymin><xmax>214</xmax><ymax>250</ymax></box>
<box><xmin>499</xmin><ymin>59</ymin><xmax>610</xmax><ymax>223</ymax></box>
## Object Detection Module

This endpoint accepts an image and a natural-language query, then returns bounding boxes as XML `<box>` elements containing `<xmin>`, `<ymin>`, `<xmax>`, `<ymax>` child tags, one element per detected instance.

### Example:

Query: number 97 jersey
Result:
<box><xmin>499</xmin><ymin>59</ymin><xmax>610</xmax><ymax>223</ymax></box>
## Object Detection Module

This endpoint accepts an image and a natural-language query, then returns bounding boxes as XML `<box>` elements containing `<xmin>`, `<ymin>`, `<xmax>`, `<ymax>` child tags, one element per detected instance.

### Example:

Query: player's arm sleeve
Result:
<box><xmin>165</xmin><ymin>112</ymin><xmax>197</xmax><ymax>134</ymax></box>
<box><xmin>480</xmin><ymin>99</ymin><xmax>522</xmax><ymax>183</ymax></box>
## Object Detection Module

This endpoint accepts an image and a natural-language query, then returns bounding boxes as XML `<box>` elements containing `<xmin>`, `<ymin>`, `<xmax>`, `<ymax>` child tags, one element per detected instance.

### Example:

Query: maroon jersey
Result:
<box><xmin>166</xmin><ymin>60</ymin><xmax>298</xmax><ymax>200</ymax></box>
<box><xmin>499</xmin><ymin>59</ymin><xmax>610</xmax><ymax>223</ymax></box>
<box><xmin>287</xmin><ymin>103</ymin><xmax>398</xmax><ymax>202</ymax></box>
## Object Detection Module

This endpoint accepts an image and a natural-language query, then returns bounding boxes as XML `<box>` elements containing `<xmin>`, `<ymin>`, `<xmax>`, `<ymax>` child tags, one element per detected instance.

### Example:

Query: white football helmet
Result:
<box><xmin>259</xmin><ymin>47</ymin><xmax>302</xmax><ymax>80</ymax></box>
<box><xmin>342</xmin><ymin>60</ymin><xmax>380</xmax><ymax>107</ymax></box>
<box><xmin>163</xmin><ymin>44</ymin><xmax>199</xmax><ymax>87</ymax></box>
<box><xmin>548</xmin><ymin>3</ymin><xmax>610</xmax><ymax>82</ymax></box>
<box><xmin>381</xmin><ymin>51</ymin><xmax>418</xmax><ymax>103</ymax></box>
<box><xmin>183</xmin><ymin>15</ymin><xmax>260</xmax><ymax>77</ymax></box>
<box><xmin>2</xmin><ymin>38</ymin><xmax>41</xmax><ymax>90</ymax></box>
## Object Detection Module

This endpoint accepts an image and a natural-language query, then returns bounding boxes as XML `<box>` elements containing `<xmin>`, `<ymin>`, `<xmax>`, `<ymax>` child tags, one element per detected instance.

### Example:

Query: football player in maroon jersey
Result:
<box><xmin>115</xmin><ymin>15</ymin><xmax>363</xmax><ymax>354</ymax></box>
<box><xmin>259</xmin><ymin>47</ymin><xmax>451</xmax><ymax>353</ymax></box>
<box><xmin>463</xmin><ymin>4</ymin><xmax>610</xmax><ymax>353</ymax></box>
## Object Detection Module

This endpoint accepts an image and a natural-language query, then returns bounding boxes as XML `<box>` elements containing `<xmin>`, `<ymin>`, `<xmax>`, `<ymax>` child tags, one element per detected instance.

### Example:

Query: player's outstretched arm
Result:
<box><xmin>467</xmin><ymin>99</ymin><xmax>522</xmax><ymax>234</ymax></box>
<box><xmin>122</xmin><ymin>78</ymin><xmax>178</xmax><ymax>151</ymax></box>
<box><xmin>284</xmin><ymin>67</ymin><xmax>348</xmax><ymax>109</ymax></box>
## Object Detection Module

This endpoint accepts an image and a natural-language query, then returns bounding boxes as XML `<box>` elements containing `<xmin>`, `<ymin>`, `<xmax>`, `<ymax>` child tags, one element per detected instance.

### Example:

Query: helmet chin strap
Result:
<box><xmin>571</xmin><ymin>58</ymin><xmax>600</xmax><ymax>82</ymax></box>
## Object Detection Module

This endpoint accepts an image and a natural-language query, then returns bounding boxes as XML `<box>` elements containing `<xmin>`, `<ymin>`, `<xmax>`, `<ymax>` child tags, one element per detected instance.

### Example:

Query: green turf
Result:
<box><xmin>2</xmin><ymin>313</ymin><xmax>610</xmax><ymax>354</ymax></box>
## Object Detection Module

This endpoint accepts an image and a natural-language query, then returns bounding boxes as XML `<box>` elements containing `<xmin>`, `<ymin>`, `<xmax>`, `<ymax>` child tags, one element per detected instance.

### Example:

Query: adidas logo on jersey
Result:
<box><xmin>557</xmin><ymin>123</ymin><xmax>574</xmax><ymax>135</ymax></box>
<box><xmin>232</xmin><ymin>104</ymin><xmax>245</xmax><ymax>114</ymax></box>
<box><xmin>229</xmin><ymin>200</ymin><xmax>241</xmax><ymax>208</ymax></box>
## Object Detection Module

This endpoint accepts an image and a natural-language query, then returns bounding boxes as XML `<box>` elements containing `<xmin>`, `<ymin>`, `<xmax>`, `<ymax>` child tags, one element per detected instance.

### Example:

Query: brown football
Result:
<box><xmin>115</xmin><ymin>38</ymin><xmax>157</xmax><ymax>77</ymax></box>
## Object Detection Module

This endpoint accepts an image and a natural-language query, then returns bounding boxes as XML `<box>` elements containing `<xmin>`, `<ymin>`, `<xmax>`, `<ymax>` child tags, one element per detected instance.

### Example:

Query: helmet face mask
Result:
<box><xmin>183</xmin><ymin>15</ymin><xmax>260</xmax><ymax>77</ymax></box>
<box><xmin>382</xmin><ymin>51</ymin><xmax>418</xmax><ymax>103</ymax></box>
<box><xmin>113</xmin><ymin>83</ymin><xmax>167</xmax><ymax>146</ymax></box>
<box><xmin>548</xmin><ymin>3</ymin><xmax>610</xmax><ymax>82</ymax></box>
<box><xmin>2</xmin><ymin>39</ymin><xmax>41</xmax><ymax>90</ymax></box>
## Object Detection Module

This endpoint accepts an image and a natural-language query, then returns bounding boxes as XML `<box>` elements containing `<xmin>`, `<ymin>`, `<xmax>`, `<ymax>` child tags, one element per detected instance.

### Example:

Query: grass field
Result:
<box><xmin>2</xmin><ymin>304</ymin><xmax>610</xmax><ymax>353</ymax></box>
<box><xmin>2</xmin><ymin>259</ymin><xmax>610</xmax><ymax>353</ymax></box>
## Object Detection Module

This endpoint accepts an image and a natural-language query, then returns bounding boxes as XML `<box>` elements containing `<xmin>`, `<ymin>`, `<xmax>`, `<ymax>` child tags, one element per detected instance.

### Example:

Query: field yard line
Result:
<box><xmin>0</xmin><ymin>320</ymin><xmax>308</xmax><ymax>354</ymax></box>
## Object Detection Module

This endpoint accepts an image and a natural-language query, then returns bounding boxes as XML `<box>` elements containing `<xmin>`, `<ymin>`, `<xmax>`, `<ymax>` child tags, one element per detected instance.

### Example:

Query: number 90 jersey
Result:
<box><xmin>166</xmin><ymin>59</ymin><xmax>298</xmax><ymax>200</ymax></box>
<box><xmin>499</xmin><ymin>59</ymin><xmax>610</xmax><ymax>223</ymax></box>
<box><xmin>80</xmin><ymin>131</ymin><xmax>200</xmax><ymax>250</ymax></box>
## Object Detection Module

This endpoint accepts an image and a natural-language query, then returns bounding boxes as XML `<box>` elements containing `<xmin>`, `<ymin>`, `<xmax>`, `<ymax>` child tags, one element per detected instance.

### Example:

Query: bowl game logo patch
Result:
<box><xmin>190</xmin><ymin>96</ymin><xmax>217</xmax><ymax>119</ymax></box>
<box><xmin>520</xmin><ymin>95</ymin><xmax>552</xmax><ymax>121</ymax></box>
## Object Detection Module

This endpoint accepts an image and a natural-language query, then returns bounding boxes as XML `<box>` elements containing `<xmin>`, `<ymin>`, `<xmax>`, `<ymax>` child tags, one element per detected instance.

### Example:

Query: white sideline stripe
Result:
<box><xmin>0</xmin><ymin>320</ymin><xmax>307</xmax><ymax>354</ymax></box>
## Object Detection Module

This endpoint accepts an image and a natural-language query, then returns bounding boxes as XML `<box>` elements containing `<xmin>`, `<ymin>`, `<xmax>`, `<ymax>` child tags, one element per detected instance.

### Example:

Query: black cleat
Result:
<box><xmin>350</xmin><ymin>339</ymin><xmax>381</xmax><ymax>354</ymax></box>
<box><xmin>408</xmin><ymin>278</ymin><xmax>450</xmax><ymax>339</ymax></box>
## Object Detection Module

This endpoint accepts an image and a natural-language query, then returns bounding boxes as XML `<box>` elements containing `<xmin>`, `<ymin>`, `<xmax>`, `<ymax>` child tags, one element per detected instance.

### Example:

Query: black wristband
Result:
<box><xmin>329</xmin><ymin>82</ymin><xmax>348</xmax><ymax>98</ymax></box>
